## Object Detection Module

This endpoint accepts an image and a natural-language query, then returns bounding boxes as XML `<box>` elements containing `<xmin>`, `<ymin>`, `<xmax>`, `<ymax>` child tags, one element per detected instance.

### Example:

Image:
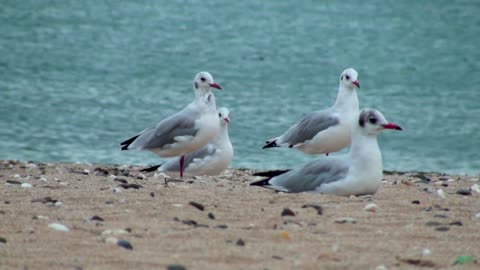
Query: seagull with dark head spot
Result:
<box><xmin>252</xmin><ymin>108</ymin><xmax>402</xmax><ymax>196</ymax></box>
<box><xmin>140</xmin><ymin>107</ymin><xmax>234</xmax><ymax>176</ymax></box>
<box><xmin>263</xmin><ymin>68</ymin><xmax>360</xmax><ymax>155</ymax></box>
<box><xmin>120</xmin><ymin>71</ymin><xmax>222</xmax><ymax>177</ymax></box>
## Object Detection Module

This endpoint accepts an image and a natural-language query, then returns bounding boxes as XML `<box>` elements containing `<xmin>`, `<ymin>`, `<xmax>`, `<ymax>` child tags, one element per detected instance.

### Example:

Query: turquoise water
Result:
<box><xmin>1</xmin><ymin>1</ymin><xmax>479</xmax><ymax>175</ymax></box>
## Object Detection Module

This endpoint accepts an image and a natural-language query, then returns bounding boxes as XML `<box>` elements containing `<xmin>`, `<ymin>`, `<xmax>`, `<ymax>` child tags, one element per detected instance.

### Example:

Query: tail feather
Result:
<box><xmin>250</xmin><ymin>179</ymin><xmax>271</xmax><ymax>186</ymax></box>
<box><xmin>140</xmin><ymin>164</ymin><xmax>162</xmax><ymax>173</ymax></box>
<box><xmin>262</xmin><ymin>140</ymin><xmax>278</xmax><ymax>149</ymax></box>
<box><xmin>252</xmin><ymin>170</ymin><xmax>290</xmax><ymax>178</ymax></box>
<box><xmin>120</xmin><ymin>135</ymin><xmax>140</xmax><ymax>151</ymax></box>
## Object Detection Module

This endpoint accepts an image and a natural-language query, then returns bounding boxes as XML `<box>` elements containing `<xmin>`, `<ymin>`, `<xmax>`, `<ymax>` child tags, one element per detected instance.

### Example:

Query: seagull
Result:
<box><xmin>141</xmin><ymin>107</ymin><xmax>234</xmax><ymax>176</ymax></box>
<box><xmin>120</xmin><ymin>71</ymin><xmax>222</xmax><ymax>177</ymax></box>
<box><xmin>263</xmin><ymin>68</ymin><xmax>360</xmax><ymax>155</ymax></box>
<box><xmin>252</xmin><ymin>108</ymin><xmax>402</xmax><ymax>196</ymax></box>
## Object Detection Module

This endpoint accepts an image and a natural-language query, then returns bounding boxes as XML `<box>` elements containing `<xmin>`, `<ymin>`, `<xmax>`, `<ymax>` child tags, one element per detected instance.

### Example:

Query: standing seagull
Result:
<box><xmin>141</xmin><ymin>107</ymin><xmax>234</xmax><ymax>176</ymax></box>
<box><xmin>252</xmin><ymin>109</ymin><xmax>402</xmax><ymax>196</ymax></box>
<box><xmin>120</xmin><ymin>72</ymin><xmax>222</xmax><ymax>177</ymax></box>
<box><xmin>263</xmin><ymin>68</ymin><xmax>360</xmax><ymax>155</ymax></box>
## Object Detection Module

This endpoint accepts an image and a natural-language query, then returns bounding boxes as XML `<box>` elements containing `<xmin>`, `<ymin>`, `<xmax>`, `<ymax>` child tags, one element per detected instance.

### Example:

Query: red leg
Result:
<box><xmin>326</xmin><ymin>153</ymin><xmax>329</xmax><ymax>156</ymax></box>
<box><xmin>179</xmin><ymin>155</ymin><xmax>185</xmax><ymax>177</ymax></box>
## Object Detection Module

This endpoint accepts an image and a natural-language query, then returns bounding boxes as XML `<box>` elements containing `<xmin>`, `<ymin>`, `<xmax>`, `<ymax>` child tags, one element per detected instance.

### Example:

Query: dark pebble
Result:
<box><xmin>281</xmin><ymin>208</ymin><xmax>295</xmax><ymax>217</ymax></box>
<box><xmin>441</xmin><ymin>183</ymin><xmax>448</xmax><ymax>187</ymax></box>
<box><xmin>449</xmin><ymin>221</ymin><xmax>463</xmax><ymax>226</ymax></box>
<box><xmin>94</xmin><ymin>167</ymin><xmax>109</xmax><ymax>176</ymax></box>
<box><xmin>189</xmin><ymin>201</ymin><xmax>205</xmax><ymax>211</ymax></box>
<box><xmin>433</xmin><ymin>214</ymin><xmax>448</xmax><ymax>219</ymax></box>
<box><xmin>118</xmin><ymin>183</ymin><xmax>142</xmax><ymax>189</ymax></box>
<box><xmin>4</xmin><ymin>201</ymin><xmax>10</xmax><ymax>204</ymax></box>
<box><xmin>173</xmin><ymin>217</ymin><xmax>180</xmax><ymax>222</ymax></box>
<box><xmin>411</xmin><ymin>200</ymin><xmax>420</xmax><ymax>204</ymax></box>
<box><xmin>272</xmin><ymin>255</ymin><xmax>283</xmax><ymax>260</ymax></box>
<box><xmin>105</xmin><ymin>200</ymin><xmax>114</xmax><ymax>204</ymax></box>
<box><xmin>114</xmin><ymin>178</ymin><xmax>128</xmax><ymax>184</ymax></box>
<box><xmin>166</xmin><ymin>264</ymin><xmax>186</xmax><ymax>270</ymax></box>
<box><xmin>456</xmin><ymin>189</ymin><xmax>472</xmax><ymax>196</ymax></box>
<box><xmin>208</xmin><ymin>213</ymin><xmax>215</xmax><ymax>220</ymax></box>
<box><xmin>182</xmin><ymin>220</ymin><xmax>198</xmax><ymax>226</ymax></box>
<box><xmin>31</xmin><ymin>197</ymin><xmax>57</xmax><ymax>204</ymax></box>
<box><xmin>6</xmin><ymin>180</ymin><xmax>22</xmax><ymax>185</ymax></box>
<box><xmin>422</xmin><ymin>206</ymin><xmax>432</xmax><ymax>212</ymax></box>
<box><xmin>90</xmin><ymin>215</ymin><xmax>104</xmax><ymax>222</ymax></box>
<box><xmin>0</xmin><ymin>237</ymin><xmax>6</xmax><ymax>243</ymax></box>
<box><xmin>435</xmin><ymin>227</ymin><xmax>450</xmax><ymax>232</ymax></box>
<box><xmin>125</xmin><ymin>228</ymin><xmax>132</xmax><ymax>233</ymax></box>
<box><xmin>302</xmin><ymin>204</ymin><xmax>323</xmax><ymax>215</ymax></box>
<box><xmin>425</xmin><ymin>221</ymin><xmax>442</xmax><ymax>227</ymax></box>
<box><xmin>0</xmin><ymin>210</ymin><xmax>4</xmax><ymax>215</ymax></box>
<box><xmin>150</xmin><ymin>192</ymin><xmax>155</xmax><ymax>197</ymax></box>
<box><xmin>236</xmin><ymin>238</ymin><xmax>245</xmax><ymax>246</ymax></box>
<box><xmin>117</xmin><ymin>239</ymin><xmax>133</xmax><ymax>250</ymax></box>
<box><xmin>215</xmin><ymin>224</ymin><xmax>228</xmax><ymax>229</ymax></box>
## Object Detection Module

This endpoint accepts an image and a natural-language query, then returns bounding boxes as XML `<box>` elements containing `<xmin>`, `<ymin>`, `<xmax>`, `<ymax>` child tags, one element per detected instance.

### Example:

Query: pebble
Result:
<box><xmin>32</xmin><ymin>197</ymin><xmax>57</xmax><ymax>204</ymax></box>
<box><xmin>433</xmin><ymin>214</ymin><xmax>448</xmax><ymax>219</ymax></box>
<box><xmin>167</xmin><ymin>265</ymin><xmax>187</xmax><ymax>270</ymax></box>
<box><xmin>411</xmin><ymin>200</ymin><xmax>420</xmax><ymax>204</ymax></box>
<box><xmin>101</xmin><ymin>229</ymin><xmax>129</xmax><ymax>236</ymax></box>
<box><xmin>54</xmin><ymin>201</ymin><xmax>63</xmax><ymax>207</ymax></box>
<box><xmin>112</xmin><ymin>187</ymin><xmax>123</xmax><ymax>193</ymax></box>
<box><xmin>281</xmin><ymin>208</ymin><xmax>295</xmax><ymax>216</ymax></box>
<box><xmin>172</xmin><ymin>204</ymin><xmax>183</xmax><ymax>208</ymax></box>
<box><xmin>375</xmin><ymin>265</ymin><xmax>388</xmax><ymax>270</ymax></box>
<box><xmin>105</xmin><ymin>237</ymin><xmax>118</xmax><ymax>245</ymax></box>
<box><xmin>449</xmin><ymin>221</ymin><xmax>463</xmax><ymax>226</ymax></box>
<box><xmin>0</xmin><ymin>237</ymin><xmax>6</xmax><ymax>244</ymax></box>
<box><xmin>59</xmin><ymin>182</ymin><xmax>69</xmax><ymax>187</ymax></box>
<box><xmin>118</xmin><ymin>183</ymin><xmax>142</xmax><ymax>189</ymax></box>
<box><xmin>6</xmin><ymin>180</ymin><xmax>22</xmax><ymax>185</ymax></box>
<box><xmin>117</xmin><ymin>240</ymin><xmax>133</xmax><ymax>250</ymax></box>
<box><xmin>422</xmin><ymin>248</ymin><xmax>432</xmax><ymax>256</ymax></box>
<box><xmin>113</xmin><ymin>178</ymin><xmax>128</xmax><ymax>184</ymax></box>
<box><xmin>236</xmin><ymin>238</ymin><xmax>245</xmax><ymax>246</ymax></box>
<box><xmin>469</xmin><ymin>178</ymin><xmax>479</xmax><ymax>182</ymax></box>
<box><xmin>364</xmin><ymin>203</ymin><xmax>379</xmax><ymax>212</ymax></box>
<box><xmin>456</xmin><ymin>189</ymin><xmax>471</xmax><ymax>196</ymax></box>
<box><xmin>301</xmin><ymin>204</ymin><xmax>323</xmax><ymax>215</ymax></box>
<box><xmin>90</xmin><ymin>215</ymin><xmax>104</xmax><ymax>222</ymax></box>
<box><xmin>13</xmin><ymin>174</ymin><xmax>21</xmax><ymax>178</ymax></box>
<box><xmin>83</xmin><ymin>169</ymin><xmax>90</xmax><ymax>175</ymax></box>
<box><xmin>436</xmin><ymin>189</ymin><xmax>446</xmax><ymax>199</ymax></box>
<box><xmin>33</xmin><ymin>215</ymin><xmax>49</xmax><ymax>220</ymax></box>
<box><xmin>475</xmin><ymin>212</ymin><xmax>480</xmax><ymax>219</ymax></box>
<box><xmin>21</xmin><ymin>183</ymin><xmax>33</xmax><ymax>189</ymax></box>
<box><xmin>48</xmin><ymin>223</ymin><xmax>70</xmax><ymax>232</ymax></box>
<box><xmin>425</xmin><ymin>221</ymin><xmax>442</xmax><ymax>227</ymax></box>
<box><xmin>334</xmin><ymin>217</ymin><xmax>357</xmax><ymax>224</ymax></box>
<box><xmin>207</xmin><ymin>213</ymin><xmax>215</xmax><ymax>220</ymax></box>
<box><xmin>215</xmin><ymin>224</ymin><xmax>228</xmax><ymax>229</ymax></box>
<box><xmin>435</xmin><ymin>227</ymin><xmax>449</xmax><ymax>232</ymax></box>
<box><xmin>471</xmin><ymin>184</ymin><xmax>480</xmax><ymax>193</ymax></box>
<box><xmin>189</xmin><ymin>201</ymin><xmax>204</xmax><ymax>211</ymax></box>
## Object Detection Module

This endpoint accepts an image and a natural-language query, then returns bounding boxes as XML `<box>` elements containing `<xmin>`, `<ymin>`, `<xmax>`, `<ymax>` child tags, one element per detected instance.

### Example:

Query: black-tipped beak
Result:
<box><xmin>353</xmin><ymin>80</ymin><xmax>360</xmax><ymax>88</ymax></box>
<box><xmin>209</xmin><ymin>83</ymin><xmax>222</xmax><ymax>90</ymax></box>
<box><xmin>382</xmin><ymin>123</ymin><xmax>402</xmax><ymax>130</ymax></box>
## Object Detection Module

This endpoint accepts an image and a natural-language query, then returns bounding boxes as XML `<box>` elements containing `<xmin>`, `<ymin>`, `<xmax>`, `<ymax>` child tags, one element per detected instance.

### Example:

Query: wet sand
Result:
<box><xmin>0</xmin><ymin>160</ymin><xmax>479</xmax><ymax>270</ymax></box>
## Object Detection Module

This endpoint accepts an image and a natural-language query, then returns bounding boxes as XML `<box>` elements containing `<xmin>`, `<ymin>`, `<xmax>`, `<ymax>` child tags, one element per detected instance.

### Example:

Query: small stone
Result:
<box><xmin>54</xmin><ymin>201</ymin><xmax>63</xmax><ymax>207</ymax></box>
<box><xmin>207</xmin><ymin>213</ymin><xmax>215</xmax><ymax>220</ymax></box>
<box><xmin>0</xmin><ymin>237</ymin><xmax>6</xmax><ymax>244</ymax></box>
<box><xmin>334</xmin><ymin>217</ymin><xmax>357</xmax><ymax>224</ymax></box>
<box><xmin>475</xmin><ymin>212</ymin><xmax>480</xmax><ymax>219</ymax></box>
<box><xmin>425</xmin><ymin>221</ymin><xmax>442</xmax><ymax>227</ymax></box>
<box><xmin>469</xmin><ymin>178</ymin><xmax>479</xmax><ymax>182</ymax></box>
<box><xmin>166</xmin><ymin>265</ymin><xmax>186</xmax><ymax>270</ymax></box>
<box><xmin>436</xmin><ymin>189</ymin><xmax>446</xmax><ymax>199</ymax></box>
<box><xmin>364</xmin><ymin>203</ymin><xmax>379</xmax><ymax>212</ymax></box>
<box><xmin>375</xmin><ymin>265</ymin><xmax>388</xmax><ymax>270</ymax></box>
<box><xmin>281</xmin><ymin>208</ymin><xmax>295</xmax><ymax>216</ymax></box>
<box><xmin>21</xmin><ymin>183</ymin><xmax>33</xmax><ymax>189</ymax></box>
<box><xmin>33</xmin><ymin>215</ymin><xmax>49</xmax><ymax>220</ymax></box>
<box><xmin>82</xmin><ymin>169</ymin><xmax>90</xmax><ymax>175</ymax></box>
<box><xmin>280</xmin><ymin>231</ymin><xmax>290</xmax><ymax>240</ymax></box>
<box><xmin>48</xmin><ymin>223</ymin><xmax>69</xmax><ymax>232</ymax></box>
<box><xmin>6</xmin><ymin>180</ymin><xmax>22</xmax><ymax>185</ymax></box>
<box><xmin>117</xmin><ymin>239</ymin><xmax>133</xmax><ymax>250</ymax></box>
<box><xmin>113</xmin><ymin>187</ymin><xmax>123</xmax><ymax>193</ymax></box>
<box><xmin>456</xmin><ymin>189</ymin><xmax>471</xmax><ymax>196</ymax></box>
<box><xmin>449</xmin><ymin>221</ymin><xmax>463</xmax><ymax>226</ymax></box>
<box><xmin>105</xmin><ymin>237</ymin><xmax>118</xmax><ymax>245</ymax></box>
<box><xmin>435</xmin><ymin>227</ymin><xmax>449</xmax><ymax>232</ymax></box>
<box><xmin>101</xmin><ymin>229</ymin><xmax>129</xmax><ymax>236</ymax></box>
<box><xmin>189</xmin><ymin>201</ymin><xmax>204</xmax><ymax>211</ymax></box>
<box><xmin>236</xmin><ymin>238</ymin><xmax>245</xmax><ymax>246</ymax></box>
<box><xmin>13</xmin><ymin>174</ymin><xmax>21</xmax><ymax>178</ymax></box>
<box><xmin>471</xmin><ymin>184</ymin><xmax>480</xmax><ymax>193</ymax></box>
<box><xmin>90</xmin><ymin>215</ymin><xmax>104</xmax><ymax>222</ymax></box>
<box><xmin>172</xmin><ymin>204</ymin><xmax>183</xmax><ymax>208</ymax></box>
<box><xmin>215</xmin><ymin>224</ymin><xmax>228</xmax><ymax>229</ymax></box>
<box><xmin>422</xmin><ymin>249</ymin><xmax>432</xmax><ymax>256</ymax></box>
<box><xmin>150</xmin><ymin>192</ymin><xmax>155</xmax><ymax>197</ymax></box>
<box><xmin>301</xmin><ymin>204</ymin><xmax>323</xmax><ymax>215</ymax></box>
<box><xmin>113</xmin><ymin>178</ymin><xmax>128</xmax><ymax>184</ymax></box>
<box><xmin>411</xmin><ymin>200</ymin><xmax>420</xmax><ymax>204</ymax></box>
<box><xmin>32</xmin><ymin>197</ymin><xmax>58</xmax><ymax>204</ymax></box>
<box><xmin>118</xmin><ymin>183</ymin><xmax>142</xmax><ymax>189</ymax></box>
<box><xmin>272</xmin><ymin>255</ymin><xmax>283</xmax><ymax>260</ymax></box>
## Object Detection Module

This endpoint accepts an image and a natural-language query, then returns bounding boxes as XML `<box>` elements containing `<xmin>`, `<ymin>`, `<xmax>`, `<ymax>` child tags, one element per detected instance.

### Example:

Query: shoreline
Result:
<box><xmin>1</xmin><ymin>160</ymin><xmax>479</xmax><ymax>269</ymax></box>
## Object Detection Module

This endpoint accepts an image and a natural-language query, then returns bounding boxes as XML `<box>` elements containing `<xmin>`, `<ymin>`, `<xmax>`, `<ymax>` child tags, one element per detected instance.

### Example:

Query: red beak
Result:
<box><xmin>209</xmin><ymin>83</ymin><xmax>222</xmax><ymax>90</ymax></box>
<box><xmin>353</xmin><ymin>80</ymin><xmax>360</xmax><ymax>88</ymax></box>
<box><xmin>224</xmin><ymin>117</ymin><xmax>230</xmax><ymax>123</ymax></box>
<box><xmin>382</xmin><ymin>123</ymin><xmax>402</xmax><ymax>130</ymax></box>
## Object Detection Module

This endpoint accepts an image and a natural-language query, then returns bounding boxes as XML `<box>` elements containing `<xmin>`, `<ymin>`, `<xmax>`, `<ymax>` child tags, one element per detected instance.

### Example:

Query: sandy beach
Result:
<box><xmin>0</xmin><ymin>160</ymin><xmax>479</xmax><ymax>270</ymax></box>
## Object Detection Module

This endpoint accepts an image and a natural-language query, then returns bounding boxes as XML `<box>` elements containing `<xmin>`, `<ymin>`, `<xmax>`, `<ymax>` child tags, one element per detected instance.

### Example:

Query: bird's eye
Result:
<box><xmin>368</xmin><ymin>117</ymin><xmax>377</xmax><ymax>124</ymax></box>
<box><xmin>218</xmin><ymin>113</ymin><xmax>221</xmax><ymax>117</ymax></box>
<box><xmin>200</xmin><ymin>77</ymin><xmax>206</xmax><ymax>82</ymax></box>
<box><xmin>345</xmin><ymin>75</ymin><xmax>350</xmax><ymax>80</ymax></box>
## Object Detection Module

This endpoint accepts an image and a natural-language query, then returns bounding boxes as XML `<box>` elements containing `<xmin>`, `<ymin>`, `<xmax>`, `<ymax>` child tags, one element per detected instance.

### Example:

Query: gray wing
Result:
<box><xmin>161</xmin><ymin>144</ymin><xmax>217</xmax><ymax>171</ymax></box>
<box><xmin>130</xmin><ymin>106</ymin><xmax>200</xmax><ymax>150</ymax></box>
<box><xmin>280</xmin><ymin>111</ymin><xmax>339</xmax><ymax>146</ymax></box>
<box><xmin>269</xmin><ymin>157</ymin><xmax>349</xmax><ymax>193</ymax></box>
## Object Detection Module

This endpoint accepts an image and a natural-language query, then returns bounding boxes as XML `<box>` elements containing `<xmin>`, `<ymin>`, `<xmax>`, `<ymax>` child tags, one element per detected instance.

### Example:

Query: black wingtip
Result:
<box><xmin>120</xmin><ymin>135</ymin><xmax>140</xmax><ymax>151</ymax></box>
<box><xmin>252</xmin><ymin>170</ymin><xmax>290</xmax><ymax>178</ymax></box>
<box><xmin>250</xmin><ymin>179</ymin><xmax>271</xmax><ymax>186</ymax></box>
<box><xmin>140</xmin><ymin>164</ymin><xmax>162</xmax><ymax>173</ymax></box>
<box><xmin>262</xmin><ymin>140</ymin><xmax>278</xmax><ymax>149</ymax></box>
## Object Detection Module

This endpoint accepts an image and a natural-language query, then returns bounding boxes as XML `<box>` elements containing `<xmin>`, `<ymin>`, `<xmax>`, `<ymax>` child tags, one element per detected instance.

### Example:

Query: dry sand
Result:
<box><xmin>0</xmin><ymin>160</ymin><xmax>479</xmax><ymax>270</ymax></box>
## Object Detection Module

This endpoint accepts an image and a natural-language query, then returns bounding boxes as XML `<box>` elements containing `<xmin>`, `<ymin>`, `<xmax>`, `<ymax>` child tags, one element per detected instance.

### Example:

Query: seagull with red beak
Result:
<box><xmin>263</xmin><ymin>68</ymin><xmax>361</xmax><ymax>156</ymax></box>
<box><xmin>121</xmin><ymin>71</ymin><xmax>222</xmax><ymax>177</ymax></box>
<box><xmin>252</xmin><ymin>108</ymin><xmax>402</xmax><ymax>196</ymax></box>
<box><xmin>141</xmin><ymin>107</ymin><xmax>234</xmax><ymax>176</ymax></box>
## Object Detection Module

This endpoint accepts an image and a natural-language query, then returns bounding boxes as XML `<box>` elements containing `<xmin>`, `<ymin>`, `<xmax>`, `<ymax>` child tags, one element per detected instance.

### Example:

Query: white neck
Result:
<box><xmin>349</xmin><ymin>130</ymin><xmax>382</xmax><ymax>173</ymax></box>
<box><xmin>213</xmin><ymin>125</ymin><xmax>230</xmax><ymax>146</ymax></box>
<box><xmin>333</xmin><ymin>85</ymin><xmax>359</xmax><ymax>111</ymax></box>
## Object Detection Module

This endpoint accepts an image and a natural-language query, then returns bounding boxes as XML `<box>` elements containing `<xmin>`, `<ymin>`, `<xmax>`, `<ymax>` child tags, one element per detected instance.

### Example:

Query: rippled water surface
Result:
<box><xmin>1</xmin><ymin>1</ymin><xmax>479</xmax><ymax>174</ymax></box>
